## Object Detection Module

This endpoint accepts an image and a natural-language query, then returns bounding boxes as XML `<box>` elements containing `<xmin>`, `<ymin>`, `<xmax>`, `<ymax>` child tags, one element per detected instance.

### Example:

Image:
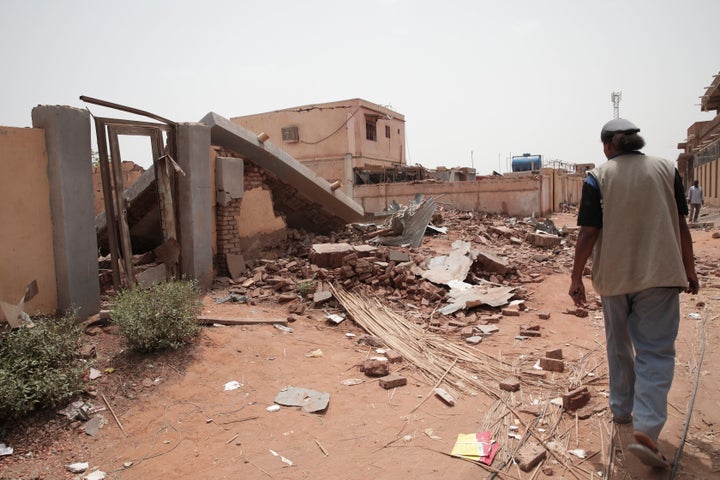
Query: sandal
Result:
<box><xmin>628</xmin><ymin>431</ymin><xmax>670</xmax><ymax>469</ymax></box>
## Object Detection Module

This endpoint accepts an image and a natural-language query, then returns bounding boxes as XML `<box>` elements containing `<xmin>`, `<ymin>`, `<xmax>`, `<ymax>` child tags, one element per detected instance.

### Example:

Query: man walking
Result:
<box><xmin>569</xmin><ymin>118</ymin><xmax>699</xmax><ymax>468</ymax></box>
<box><xmin>687</xmin><ymin>180</ymin><xmax>704</xmax><ymax>222</ymax></box>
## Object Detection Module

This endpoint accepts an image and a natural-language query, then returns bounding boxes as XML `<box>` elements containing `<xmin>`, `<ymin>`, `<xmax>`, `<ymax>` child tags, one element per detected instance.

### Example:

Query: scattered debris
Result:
<box><xmin>273</xmin><ymin>324</ymin><xmax>294</xmax><ymax>333</ymax></box>
<box><xmin>375</xmin><ymin>197</ymin><xmax>438</xmax><ymax>247</ymax></box>
<box><xmin>66</xmin><ymin>462</ymin><xmax>89</xmax><ymax>474</ymax></box>
<box><xmin>269</xmin><ymin>449</ymin><xmax>294</xmax><ymax>466</ymax></box>
<box><xmin>434</xmin><ymin>387</ymin><xmax>456</xmax><ymax>406</ymax></box>
<box><xmin>0</xmin><ymin>279</ymin><xmax>38</xmax><ymax>328</ymax></box>
<box><xmin>340</xmin><ymin>378</ymin><xmax>363</xmax><ymax>386</ymax></box>
<box><xmin>274</xmin><ymin>386</ymin><xmax>330</xmax><ymax>413</ymax></box>
<box><xmin>224</xmin><ymin>381</ymin><xmax>243</xmax><ymax>391</ymax></box>
<box><xmin>83</xmin><ymin>414</ymin><xmax>107</xmax><ymax>436</ymax></box>
<box><xmin>450</xmin><ymin>431</ymin><xmax>499</xmax><ymax>465</ymax></box>
<box><xmin>215</xmin><ymin>293</ymin><xmax>249</xmax><ymax>304</ymax></box>
<box><xmin>326</xmin><ymin>313</ymin><xmax>345</xmax><ymax>325</ymax></box>
<box><xmin>514</xmin><ymin>440</ymin><xmax>547</xmax><ymax>472</ymax></box>
<box><xmin>0</xmin><ymin>443</ymin><xmax>13</xmax><ymax>456</ymax></box>
<box><xmin>421</xmin><ymin>240</ymin><xmax>475</xmax><ymax>285</ymax></box>
<box><xmin>83</xmin><ymin>470</ymin><xmax>107</xmax><ymax>480</ymax></box>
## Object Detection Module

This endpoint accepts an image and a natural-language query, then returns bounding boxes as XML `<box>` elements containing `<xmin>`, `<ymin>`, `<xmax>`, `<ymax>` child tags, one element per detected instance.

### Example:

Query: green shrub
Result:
<box><xmin>0</xmin><ymin>313</ymin><xmax>86</xmax><ymax>421</ymax></box>
<box><xmin>112</xmin><ymin>280</ymin><xmax>202</xmax><ymax>353</ymax></box>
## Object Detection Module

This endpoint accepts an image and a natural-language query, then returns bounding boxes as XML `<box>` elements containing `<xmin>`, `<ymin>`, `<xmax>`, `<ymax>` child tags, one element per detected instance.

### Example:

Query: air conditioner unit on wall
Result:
<box><xmin>281</xmin><ymin>126</ymin><xmax>299</xmax><ymax>143</ymax></box>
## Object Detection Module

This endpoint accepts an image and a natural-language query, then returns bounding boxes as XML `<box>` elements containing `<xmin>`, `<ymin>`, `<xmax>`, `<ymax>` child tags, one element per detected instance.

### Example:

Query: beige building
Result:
<box><xmin>231</xmin><ymin>98</ymin><xmax>406</xmax><ymax>197</ymax></box>
<box><xmin>678</xmin><ymin>70</ymin><xmax>720</xmax><ymax>204</ymax></box>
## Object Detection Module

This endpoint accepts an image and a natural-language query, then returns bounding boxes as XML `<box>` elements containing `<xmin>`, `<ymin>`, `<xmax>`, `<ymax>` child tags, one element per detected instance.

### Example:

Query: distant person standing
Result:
<box><xmin>687</xmin><ymin>180</ymin><xmax>704</xmax><ymax>222</ymax></box>
<box><xmin>569</xmin><ymin>118</ymin><xmax>698</xmax><ymax>469</ymax></box>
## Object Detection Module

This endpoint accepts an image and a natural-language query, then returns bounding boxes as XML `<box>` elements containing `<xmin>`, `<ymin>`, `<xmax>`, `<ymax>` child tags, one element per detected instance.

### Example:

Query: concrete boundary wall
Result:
<box><xmin>354</xmin><ymin>170</ymin><xmax>584</xmax><ymax>217</ymax></box>
<box><xmin>0</xmin><ymin>127</ymin><xmax>58</xmax><ymax>319</ymax></box>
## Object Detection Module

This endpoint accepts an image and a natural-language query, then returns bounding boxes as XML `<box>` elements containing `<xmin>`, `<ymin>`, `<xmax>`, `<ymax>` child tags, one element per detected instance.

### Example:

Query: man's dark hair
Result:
<box><xmin>601</xmin><ymin>131</ymin><xmax>645</xmax><ymax>152</ymax></box>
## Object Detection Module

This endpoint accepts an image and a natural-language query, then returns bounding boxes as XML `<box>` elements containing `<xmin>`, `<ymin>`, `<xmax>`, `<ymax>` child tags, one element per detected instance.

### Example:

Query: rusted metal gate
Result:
<box><xmin>81</xmin><ymin>96</ymin><xmax>182</xmax><ymax>290</ymax></box>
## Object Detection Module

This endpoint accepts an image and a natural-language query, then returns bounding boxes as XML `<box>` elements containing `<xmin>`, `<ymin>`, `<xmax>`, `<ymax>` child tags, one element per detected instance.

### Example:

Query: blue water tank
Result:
<box><xmin>511</xmin><ymin>154</ymin><xmax>542</xmax><ymax>172</ymax></box>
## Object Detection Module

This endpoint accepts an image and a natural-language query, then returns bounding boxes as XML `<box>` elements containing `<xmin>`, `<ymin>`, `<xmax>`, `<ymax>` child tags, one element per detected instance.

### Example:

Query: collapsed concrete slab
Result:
<box><xmin>200</xmin><ymin>112</ymin><xmax>364</xmax><ymax>229</ymax></box>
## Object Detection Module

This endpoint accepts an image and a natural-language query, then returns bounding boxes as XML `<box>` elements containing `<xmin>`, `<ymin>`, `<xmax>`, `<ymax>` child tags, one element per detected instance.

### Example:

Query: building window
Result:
<box><xmin>385</xmin><ymin>125</ymin><xmax>391</xmax><ymax>138</ymax></box>
<box><xmin>365</xmin><ymin>116</ymin><xmax>377</xmax><ymax>141</ymax></box>
<box><xmin>281</xmin><ymin>126</ymin><xmax>299</xmax><ymax>143</ymax></box>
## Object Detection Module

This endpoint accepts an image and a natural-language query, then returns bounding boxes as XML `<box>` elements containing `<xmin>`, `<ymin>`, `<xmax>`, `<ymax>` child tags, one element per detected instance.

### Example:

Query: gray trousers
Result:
<box><xmin>601</xmin><ymin>288</ymin><xmax>680</xmax><ymax>442</ymax></box>
<box><xmin>689</xmin><ymin>203</ymin><xmax>701</xmax><ymax>222</ymax></box>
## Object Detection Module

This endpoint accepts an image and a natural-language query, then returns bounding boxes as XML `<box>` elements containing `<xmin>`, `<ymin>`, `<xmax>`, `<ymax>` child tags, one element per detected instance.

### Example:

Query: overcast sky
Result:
<box><xmin>2</xmin><ymin>0</ymin><xmax>718</xmax><ymax>174</ymax></box>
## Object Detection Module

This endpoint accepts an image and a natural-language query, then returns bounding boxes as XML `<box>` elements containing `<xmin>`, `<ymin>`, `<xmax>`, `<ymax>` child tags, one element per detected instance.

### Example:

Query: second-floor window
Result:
<box><xmin>365</xmin><ymin>116</ymin><xmax>377</xmax><ymax>141</ymax></box>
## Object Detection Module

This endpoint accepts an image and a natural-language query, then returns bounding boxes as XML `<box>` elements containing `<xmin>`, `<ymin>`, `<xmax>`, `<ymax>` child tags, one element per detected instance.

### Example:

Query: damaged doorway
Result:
<box><xmin>85</xmin><ymin>96</ymin><xmax>182</xmax><ymax>291</ymax></box>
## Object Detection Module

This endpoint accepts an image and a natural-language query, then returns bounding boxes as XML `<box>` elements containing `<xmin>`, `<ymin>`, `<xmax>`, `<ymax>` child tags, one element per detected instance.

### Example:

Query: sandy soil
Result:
<box><xmin>1</xmin><ymin>211</ymin><xmax>719</xmax><ymax>480</ymax></box>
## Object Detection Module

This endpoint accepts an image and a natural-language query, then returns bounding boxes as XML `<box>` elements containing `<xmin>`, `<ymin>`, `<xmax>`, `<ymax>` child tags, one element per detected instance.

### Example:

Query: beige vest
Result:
<box><xmin>589</xmin><ymin>154</ymin><xmax>687</xmax><ymax>296</ymax></box>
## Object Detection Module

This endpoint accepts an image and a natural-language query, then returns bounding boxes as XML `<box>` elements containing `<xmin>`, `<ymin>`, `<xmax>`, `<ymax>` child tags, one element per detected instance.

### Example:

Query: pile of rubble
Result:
<box><xmin>212</xmin><ymin>204</ymin><xmax>586</xmax><ymax>319</ymax></box>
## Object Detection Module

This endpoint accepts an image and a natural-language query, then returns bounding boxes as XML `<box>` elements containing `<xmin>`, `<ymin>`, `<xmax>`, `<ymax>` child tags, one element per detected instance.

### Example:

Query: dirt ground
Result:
<box><xmin>2</xmin><ymin>209</ymin><xmax>719</xmax><ymax>480</ymax></box>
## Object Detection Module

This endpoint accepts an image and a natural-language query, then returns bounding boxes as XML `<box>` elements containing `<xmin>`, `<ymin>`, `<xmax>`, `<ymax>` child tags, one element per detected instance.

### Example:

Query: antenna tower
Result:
<box><xmin>610</xmin><ymin>91</ymin><xmax>622</xmax><ymax>118</ymax></box>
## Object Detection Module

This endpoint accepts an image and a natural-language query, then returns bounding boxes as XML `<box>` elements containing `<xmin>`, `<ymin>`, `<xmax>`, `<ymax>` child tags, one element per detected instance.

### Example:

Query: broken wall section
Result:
<box><xmin>0</xmin><ymin>126</ymin><xmax>58</xmax><ymax>319</ymax></box>
<box><xmin>215</xmin><ymin>152</ymin><xmax>288</xmax><ymax>276</ymax></box>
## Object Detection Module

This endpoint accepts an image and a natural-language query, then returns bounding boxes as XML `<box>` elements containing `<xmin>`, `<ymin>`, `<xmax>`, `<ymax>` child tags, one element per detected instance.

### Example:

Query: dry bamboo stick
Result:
<box><xmin>102</xmin><ymin>393</ymin><xmax>128</xmax><ymax>437</ymax></box>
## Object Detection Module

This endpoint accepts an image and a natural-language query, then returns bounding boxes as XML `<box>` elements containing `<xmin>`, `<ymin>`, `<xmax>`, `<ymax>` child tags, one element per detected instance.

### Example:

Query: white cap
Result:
<box><xmin>601</xmin><ymin>118</ymin><xmax>640</xmax><ymax>134</ymax></box>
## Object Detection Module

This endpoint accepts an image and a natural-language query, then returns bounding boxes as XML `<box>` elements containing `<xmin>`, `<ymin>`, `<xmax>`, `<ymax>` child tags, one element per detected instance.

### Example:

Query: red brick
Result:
<box><xmin>545</xmin><ymin>348</ymin><xmax>563</xmax><ymax>360</ymax></box>
<box><xmin>539</xmin><ymin>357</ymin><xmax>564</xmax><ymax>372</ymax></box>
<box><xmin>563</xmin><ymin>386</ymin><xmax>590</xmax><ymax>411</ymax></box>
<box><xmin>499</xmin><ymin>377</ymin><xmax>520</xmax><ymax>392</ymax></box>
<box><xmin>379</xmin><ymin>374</ymin><xmax>407</xmax><ymax>389</ymax></box>
<box><xmin>384</xmin><ymin>350</ymin><xmax>403</xmax><ymax>364</ymax></box>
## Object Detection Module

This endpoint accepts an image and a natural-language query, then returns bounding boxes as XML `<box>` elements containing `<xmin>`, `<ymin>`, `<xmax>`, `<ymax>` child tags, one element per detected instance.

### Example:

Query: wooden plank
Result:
<box><xmin>95</xmin><ymin>118</ymin><xmax>122</xmax><ymax>290</ymax></box>
<box><xmin>197</xmin><ymin>316</ymin><xmax>288</xmax><ymax>326</ymax></box>
<box><xmin>108</xmin><ymin>127</ymin><xmax>136</xmax><ymax>287</ymax></box>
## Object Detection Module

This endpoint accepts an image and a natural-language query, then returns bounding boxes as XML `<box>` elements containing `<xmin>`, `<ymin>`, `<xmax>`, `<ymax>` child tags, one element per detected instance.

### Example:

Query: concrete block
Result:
<box><xmin>216</xmin><ymin>156</ymin><xmax>244</xmax><ymax>206</ymax></box>
<box><xmin>136</xmin><ymin>264</ymin><xmax>167</xmax><ymax>288</ymax></box>
<box><xmin>501</xmin><ymin>308</ymin><xmax>520</xmax><ymax>317</ymax></box>
<box><xmin>539</xmin><ymin>357</ymin><xmax>564</xmax><ymax>372</ymax></box>
<box><xmin>514</xmin><ymin>440</ymin><xmax>546</xmax><ymax>471</ymax></box>
<box><xmin>537</xmin><ymin>311</ymin><xmax>551</xmax><ymax>320</ymax></box>
<box><xmin>313</xmin><ymin>290</ymin><xmax>333</xmax><ymax>305</ymax></box>
<box><xmin>476</xmin><ymin>325</ymin><xmax>499</xmax><ymax>335</ymax></box>
<box><xmin>465</xmin><ymin>335</ymin><xmax>483</xmax><ymax>345</ymax></box>
<box><xmin>387</xmin><ymin>249</ymin><xmax>412</xmax><ymax>263</ymax></box>
<box><xmin>379</xmin><ymin>374</ymin><xmax>407</xmax><ymax>389</ymax></box>
<box><xmin>309</xmin><ymin>243</ymin><xmax>355</xmax><ymax>268</ymax></box>
<box><xmin>473</xmin><ymin>250</ymin><xmax>511</xmax><ymax>275</ymax></box>
<box><xmin>526</xmin><ymin>232</ymin><xmax>562</xmax><ymax>248</ymax></box>
<box><xmin>226</xmin><ymin>253</ymin><xmax>247</xmax><ymax>279</ymax></box>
